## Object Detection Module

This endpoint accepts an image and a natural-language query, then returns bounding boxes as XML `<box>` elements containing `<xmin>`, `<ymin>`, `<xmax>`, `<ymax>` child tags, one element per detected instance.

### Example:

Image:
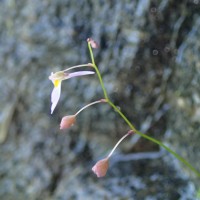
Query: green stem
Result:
<box><xmin>88</xmin><ymin>42</ymin><xmax>109</xmax><ymax>100</ymax></box>
<box><xmin>87</xmin><ymin>41</ymin><xmax>200</xmax><ymax>177</ymax></box>
<box><xmin>109</xmin><ymin>101</ymin><xmax>200</xmax><ymax>177</ymax></box>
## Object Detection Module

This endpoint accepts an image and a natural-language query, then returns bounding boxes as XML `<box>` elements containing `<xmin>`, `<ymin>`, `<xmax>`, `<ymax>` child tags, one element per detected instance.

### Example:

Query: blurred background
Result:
<box><xmin>0</xmin><ymin>0</ymin><xmax>200</xmax><ymax>199</ymax></box>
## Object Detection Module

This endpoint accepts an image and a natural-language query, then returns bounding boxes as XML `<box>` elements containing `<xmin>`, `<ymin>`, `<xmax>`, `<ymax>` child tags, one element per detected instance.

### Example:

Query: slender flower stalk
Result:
<box><xmin>107</xmin><ymin>130</ymin><xmax>134</xmax><ymax>158</ymax></box>
<box><xmin>75</xmin><ymin>99</ymin><xmax>107</xmax><ymax>116</ymax></box>
<box><xmin>60</xmin><ymin>99</ymin><xmax>107</xmax><ymax>130</ymax></box>
<box><xmin>63</xmin><ymin>63</ymin><xmax>93</xmax><ymax>72</ymax></box>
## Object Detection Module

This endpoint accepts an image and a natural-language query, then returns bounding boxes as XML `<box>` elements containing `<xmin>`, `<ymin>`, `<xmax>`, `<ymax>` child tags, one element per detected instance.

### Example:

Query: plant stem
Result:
<box><xmin>109</xmin><ymin>101</ymin><xmax>200</xmax><ymax>177</ymax></box>
<box><xmin>87</xmin><ymin>41</ymin><xmax>200</xmax><ymax>177</ymax></box>
<box><xmin>88</xmin><ymin>42</ymin><xmax>109</xmax><ymax>100</ymax></box>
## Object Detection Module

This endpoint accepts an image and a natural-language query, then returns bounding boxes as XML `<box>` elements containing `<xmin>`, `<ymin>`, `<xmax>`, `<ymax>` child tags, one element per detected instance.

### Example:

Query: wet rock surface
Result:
<box><xmin>167</xmin><ymin>16</ymin><xmax>200</xmax><ymax>186</ymax></box>
<box><xmin>0</xmin><ymin>0</ymin><xmax>199</xmax><ymax>199</ymax></box>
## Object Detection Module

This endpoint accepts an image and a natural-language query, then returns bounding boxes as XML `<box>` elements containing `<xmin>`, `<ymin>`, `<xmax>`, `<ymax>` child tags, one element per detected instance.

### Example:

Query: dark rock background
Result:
<box><xmin>0</xmin><ymin>0</ymin><xmax>200</xmax><ymax>199</ymax></box>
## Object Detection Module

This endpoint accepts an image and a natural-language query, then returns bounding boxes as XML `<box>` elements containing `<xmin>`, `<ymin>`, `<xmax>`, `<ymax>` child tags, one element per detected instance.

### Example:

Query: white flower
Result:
<box><xmin>49</xmin><ymin>70</ymin><xmax>94</xmax><ymax>114</ymax></box>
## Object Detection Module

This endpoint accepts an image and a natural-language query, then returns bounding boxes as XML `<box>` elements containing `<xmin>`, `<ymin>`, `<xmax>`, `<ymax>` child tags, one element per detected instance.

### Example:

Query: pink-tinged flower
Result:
<box><xmin>49</xmin><ymin>70</ymin><xmax>94</xmax><ymax>114</ymax></box>
<box><xmin>92</xmin><ymin>157</ymin><xmax>109</xmax><ymax>178</ymax></box>
<box><xmin>87</xmin><ymin>38</ymin><xmax>99</xmax><ymax>49</ymax></box>
<box><xmin>60</xmin><ymin>115</ymin><xmax>76</xmax><ymax>129</ymax></box>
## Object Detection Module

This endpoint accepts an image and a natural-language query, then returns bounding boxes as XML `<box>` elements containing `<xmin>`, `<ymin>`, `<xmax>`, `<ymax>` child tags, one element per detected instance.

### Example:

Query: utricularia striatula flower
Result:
<box><xmin>49</xmin><ymin>64</ymin><xmax>94</xmax><ymax>114</ymax></box>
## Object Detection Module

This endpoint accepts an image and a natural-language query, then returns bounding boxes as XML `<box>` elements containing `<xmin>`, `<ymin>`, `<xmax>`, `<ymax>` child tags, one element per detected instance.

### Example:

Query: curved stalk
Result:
<box><xmin>75</xmin><ymin>99</ymin><xmax>106</xmax><ymax>116</ymax></box>
<box><xmin>63</xmin><ymin>63</ymin><xmax>93</xmax><ymax>72</ymax></box>
<box><xmin>107</xmin><ymin>131</ymin><xmax>132</xmax><ymax>158</ymax></box>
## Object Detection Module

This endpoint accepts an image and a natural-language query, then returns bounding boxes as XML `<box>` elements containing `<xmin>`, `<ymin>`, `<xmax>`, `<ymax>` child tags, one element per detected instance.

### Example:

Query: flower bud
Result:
<box><xmin>87</xmin><ymin>38</ymin><xmax>99</xmax><ymax>49</ymax></box>
<box><xmin>92</xmin><ymin>157</ymin><xmax>109</xmax><ymax>178</ymax></box>
<box><xmin>60</xmin><ymin>115</ymin><xmax>76</xmax><ymax>129</ymax></box>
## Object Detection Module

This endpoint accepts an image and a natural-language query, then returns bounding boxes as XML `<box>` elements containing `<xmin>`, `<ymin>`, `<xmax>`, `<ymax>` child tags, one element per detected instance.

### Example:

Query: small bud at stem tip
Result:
<box><xmin>87</xmin><ymin>38</ymin><xmax>99</xmax><ymax>49</ymax></box>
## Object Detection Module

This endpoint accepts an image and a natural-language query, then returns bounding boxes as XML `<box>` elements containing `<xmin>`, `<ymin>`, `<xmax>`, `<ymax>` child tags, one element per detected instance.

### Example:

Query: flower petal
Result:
<box><xmin>51</xmin><ymin>80</ymin><xmax>62</xmax><ymax>114</ymax></box>
<box><xmin>66</xmin><ymin>71</ymin><xmax>95</xmax><ymax>79</ymax></box>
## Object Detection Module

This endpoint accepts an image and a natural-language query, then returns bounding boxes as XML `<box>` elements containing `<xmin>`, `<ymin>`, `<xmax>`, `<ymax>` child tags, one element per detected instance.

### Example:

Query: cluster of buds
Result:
<box><xmin>49</xmin><ymin>39</ymin><xmax>134</xmax><ymax>178</ymax></box>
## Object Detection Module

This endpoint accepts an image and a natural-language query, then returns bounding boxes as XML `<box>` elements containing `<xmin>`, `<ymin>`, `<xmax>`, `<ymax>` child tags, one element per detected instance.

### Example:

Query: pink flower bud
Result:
<box><xmin>87</xmin><ymin>38</ymin><xmax>99</xmax><ymax>49</ymax></box>
<box><xmin>60</xmin><ymin>115</ymin><xmax>76</xmax><ymax>129</ymax></box>
<box><xmin>92</xmin><ymin>157</ymin><xmax>109</xmax><ymax>178</ymax></box>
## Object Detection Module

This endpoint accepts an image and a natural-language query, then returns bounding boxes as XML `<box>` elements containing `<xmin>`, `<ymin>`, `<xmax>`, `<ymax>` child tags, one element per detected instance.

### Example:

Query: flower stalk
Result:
<box><xmin>60</xmin><ymin>99</ymin><xmax>107</xmax><ymax>130</ymax></box>
<box><xmin>63</xmin><ymin>63</ymin><xmax>93</xmax><ymax>72</ymax></box>
<box><xmin>107</xmin><ymin>130</ymin><xmax>134</xmax><ymax>158</ymax></box>
<box><xmin>75</xmin><ymin>99</ymin><xmax>107</xmax><ymax>116</ymax></box>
